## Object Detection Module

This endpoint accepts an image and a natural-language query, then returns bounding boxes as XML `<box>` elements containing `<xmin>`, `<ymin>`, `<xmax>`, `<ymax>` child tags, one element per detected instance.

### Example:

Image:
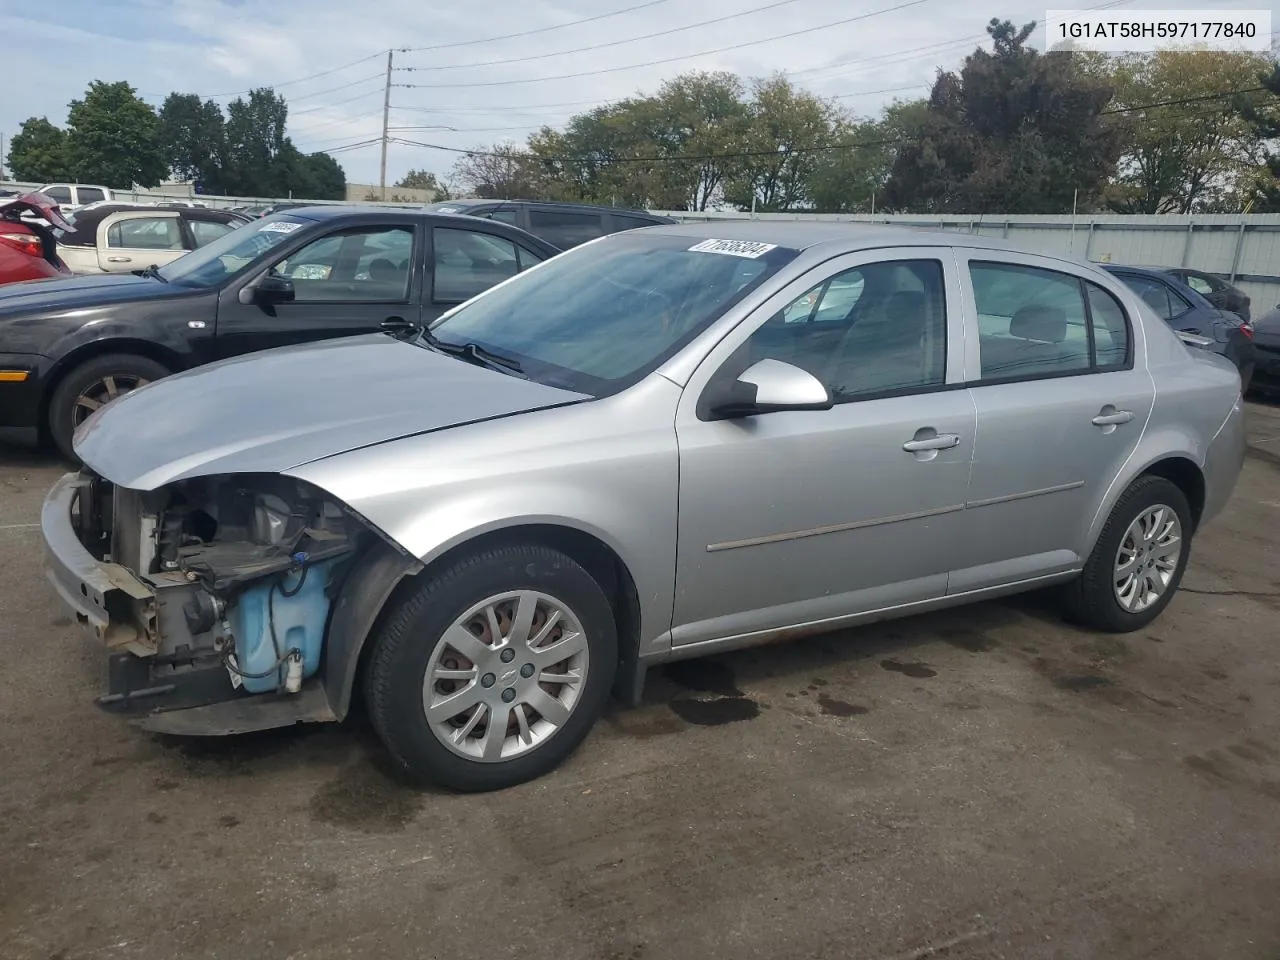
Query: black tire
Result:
<box><xmin>1062</xmin><ymin>475</ymin><xmax>1193</xmax><ymax>633</ymax></box>
<box><xmin>364</xmin><ymin>543</ymin><xmax>617</xmax><ymax>792</ymax></box>
<box><xmin>48</xmin><ymin>353</ymin><xmax>170</xmax><ymax>462</ymax></box>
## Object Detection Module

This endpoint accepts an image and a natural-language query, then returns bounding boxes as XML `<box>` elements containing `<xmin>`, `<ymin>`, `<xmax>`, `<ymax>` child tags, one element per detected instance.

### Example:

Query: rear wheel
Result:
<box><xmin>48</xmin><ymin>353</ymin><xmax>169</xmax><ymax>462</ymax></box>
<box><xmin>1063</xmin><ymin>475</ymin><xmax>1193</xmax><ymax>632</ymax></box>
<box><xmin>365</xmin><ymin>543</ymin><xmax>617</xmax><ymax>792</ymax></box>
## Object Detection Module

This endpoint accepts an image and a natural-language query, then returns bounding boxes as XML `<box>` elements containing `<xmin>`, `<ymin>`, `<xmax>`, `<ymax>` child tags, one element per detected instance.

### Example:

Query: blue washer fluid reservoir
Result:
<box><xmin>227</xmin><ymin>557</ymin><xmax>340</xmax><ymax>695</ymax></box>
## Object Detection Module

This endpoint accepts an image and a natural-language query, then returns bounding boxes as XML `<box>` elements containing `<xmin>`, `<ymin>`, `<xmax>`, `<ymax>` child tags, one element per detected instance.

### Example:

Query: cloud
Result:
<box><xmin>0</xmin><ymin>0</ymin><xmax>1226</xmax><ymax>189</ymax></box>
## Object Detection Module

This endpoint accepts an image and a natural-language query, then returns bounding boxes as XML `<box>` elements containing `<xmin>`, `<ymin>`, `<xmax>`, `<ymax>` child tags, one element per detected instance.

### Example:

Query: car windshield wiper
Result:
<box><xmin>140</xmin><ymin>264</ymin><xmax>168</xmax><ymax>283</ymax></box>
<box><xmin>419</xmin><ymin>328</ymin><xmax>525</xmax><ymax>376</ymax></box>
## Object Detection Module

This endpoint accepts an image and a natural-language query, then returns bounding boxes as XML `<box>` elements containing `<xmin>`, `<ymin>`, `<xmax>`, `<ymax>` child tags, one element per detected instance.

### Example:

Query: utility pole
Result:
<box><xmin>379</xmin><ymin>49</ymin><xmax>393</xmax><ymax>201</ymax></box>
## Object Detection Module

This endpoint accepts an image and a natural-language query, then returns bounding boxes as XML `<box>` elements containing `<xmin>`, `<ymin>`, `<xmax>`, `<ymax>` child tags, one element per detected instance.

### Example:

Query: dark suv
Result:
<box><xmin>423</xmin><ymin>200</ymin><xmax>677</xmax><ymax>249</ymax></box>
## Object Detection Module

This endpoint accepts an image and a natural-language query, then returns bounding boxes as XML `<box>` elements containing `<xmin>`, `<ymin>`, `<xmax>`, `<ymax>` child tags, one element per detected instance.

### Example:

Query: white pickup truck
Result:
<box><xmin>35</xmin><ymin>183</ymin><xmax>115</xmax><ymax>213</ymax></box>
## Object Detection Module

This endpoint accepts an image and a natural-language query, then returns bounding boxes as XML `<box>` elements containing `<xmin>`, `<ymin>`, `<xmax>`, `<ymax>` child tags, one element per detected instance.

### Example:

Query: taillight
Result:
<box><xmin>0</xmin><ymin>232</ymin><xmax>42</xmax><ymax>257</ymax></box>
<box><xmin>1241</xmin><ymin>323</ymin><xmax>1254</xmax><ymax>340</ymax></box>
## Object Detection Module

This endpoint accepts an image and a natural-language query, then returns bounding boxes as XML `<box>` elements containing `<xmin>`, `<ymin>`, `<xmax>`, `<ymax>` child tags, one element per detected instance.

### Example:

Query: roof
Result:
<box><xmin>640</xmin><ymin>219</ymin><xmax>1038</xmax><ymax>253</ymax></box>
<box><xmin>1100</xmin><ymin>264</ymin><xmax>1176</xmax><ymax>278</ymax></box>
<box><xmin>428</xmin><ymin>198</ymin><xmax>676</xmax><ymax>220</ymax></box>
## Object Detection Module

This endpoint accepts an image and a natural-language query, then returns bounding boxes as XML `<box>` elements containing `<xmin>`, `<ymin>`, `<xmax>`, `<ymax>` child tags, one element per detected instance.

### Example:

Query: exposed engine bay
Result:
<box><xmin>76</xmin><ymin>472</ymin><xmax>364</xmax><ymax>709</ymax></box>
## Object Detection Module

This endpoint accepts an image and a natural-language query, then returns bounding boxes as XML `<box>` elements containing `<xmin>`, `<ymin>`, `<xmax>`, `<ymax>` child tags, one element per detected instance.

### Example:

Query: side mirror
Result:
<box><xmin>708</xmin><ymin>359</ymin><xmax>833</xmax><ymax>419</ymax></box>
<box><xmin>254</xmin><ymin>272</ymin><xmax>295</xmax><ymax>304</ymax></box>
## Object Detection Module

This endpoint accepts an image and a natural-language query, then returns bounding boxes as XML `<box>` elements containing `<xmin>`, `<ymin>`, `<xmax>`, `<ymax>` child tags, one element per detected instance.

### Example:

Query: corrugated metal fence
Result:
<box><xmin>655</xmin><ymin>211</ymin><xmax>1280</xmax><ymax>315</ymax></box>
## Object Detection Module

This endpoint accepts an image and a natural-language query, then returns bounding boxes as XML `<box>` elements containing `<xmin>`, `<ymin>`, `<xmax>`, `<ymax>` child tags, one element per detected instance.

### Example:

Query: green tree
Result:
<box><xmin>396</xmin><ymin>168</ymin><xmax>449</xmax><ymax>198</ymax></box>
<box><xmin>157</xmin><ymin>93</ymin><xmax>227</xmax><ymax>193</ymax></box>
<box><xmin>5</xmin><ymin>117</ymin><xmax>73</xmax><ymax>182</ymax></box>
<box><xmin>293</xmin><ymin>150</ymin><xmax>347</xmax><ymax>200</ymax></box>
<box><xmin>224</xmin><ymin>88</ymin><xmax>289</xmax><ymax>196</ymax></box>
<box><xmin>1237</xmin><ymin>60</ymin><xmax>1280</xmax><ymax>212</ymax></box>
<box><xmin>884</xmin><ymin>19</ymin><xmax>1120</xmax><ymax>213</ymax></box>
<box><xmin>1101</xmin><ymin>50</ymin><xmax>1274</xmax><ymax>213</ymax></box>
<box><xmin>723</xmin><ymin>76</ymin><xmax>839</xmax><ymax>211</ymax></box>
<box><xmin>450</xmin><ymin>143</ymin><xmax>546</xmax><ymax>199</ymax></box>
<box><xmin>65</xmin><ymin>81</ymin><xmax>166</xmax><ymax>188</ymax></box>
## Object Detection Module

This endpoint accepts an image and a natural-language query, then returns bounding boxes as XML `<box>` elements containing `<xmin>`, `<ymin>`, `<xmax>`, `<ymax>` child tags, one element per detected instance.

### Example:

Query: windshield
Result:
<box><xmin>429</xmin><ymin>234</ymin><xmax>797</xmax><ymax>395</ymax></box>
<box><xmin>157</xmin><ymin>217</ymin><xmax>308</xmax><ymax>288</ymax></box>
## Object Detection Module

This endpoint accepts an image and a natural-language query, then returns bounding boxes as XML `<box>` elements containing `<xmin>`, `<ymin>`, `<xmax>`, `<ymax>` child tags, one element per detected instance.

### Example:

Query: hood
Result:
<box><xmin>0</xmin><ymin>272</ymin><xmax>198</xmax><ymax>320</ymax></box>
<box><xmin>0</xmin><ymin>192</ymin><xmax>72</xmax><ymax>231</ymax></box>
<box><xmin>75</xmin><ymin>334</ymin><xmax>591</xmax><ymax>490</ymax></box>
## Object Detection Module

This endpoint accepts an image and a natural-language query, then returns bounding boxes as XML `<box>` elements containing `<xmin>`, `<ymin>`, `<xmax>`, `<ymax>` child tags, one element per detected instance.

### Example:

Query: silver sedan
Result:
<box><xmin>42</xmin><ymin>223</ymin><xmax>1245</xmax><ymax>791</ymax></box>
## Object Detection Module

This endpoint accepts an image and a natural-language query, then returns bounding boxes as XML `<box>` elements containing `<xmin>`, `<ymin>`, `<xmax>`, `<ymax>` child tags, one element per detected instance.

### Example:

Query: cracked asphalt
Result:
<box><xmin>1</xmin><ymin>401</ymin><xmax>1279</xmax><ymax>960</ymax></box>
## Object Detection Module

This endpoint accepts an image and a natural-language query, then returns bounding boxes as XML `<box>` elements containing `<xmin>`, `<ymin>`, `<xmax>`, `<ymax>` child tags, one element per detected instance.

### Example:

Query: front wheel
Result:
<box><xmin>48</xmin><ymin>353</ymin><xmax>170</xmax><ymax>462</ymax></box>
<box><xmin>1063</xmin><ymin>475</ymin><xmax>1193</xmax><ymax>632</ymax></box>
<box><xmin>365</xmin><ymin>543</ymin><xmax>617</xmax><ymax>792</ymax></box>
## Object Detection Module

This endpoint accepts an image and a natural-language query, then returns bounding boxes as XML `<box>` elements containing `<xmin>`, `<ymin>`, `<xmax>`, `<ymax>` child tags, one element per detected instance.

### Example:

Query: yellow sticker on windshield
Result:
<box><xmin>688</xmin><ymin>238</ymin><xmax>777</xmax><ymax>258</ymax></box>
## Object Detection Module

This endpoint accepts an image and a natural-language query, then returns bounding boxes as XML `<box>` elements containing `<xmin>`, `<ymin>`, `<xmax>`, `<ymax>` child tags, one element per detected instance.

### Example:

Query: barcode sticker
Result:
<box><xmin>688</xmin><ymin>238</ymin><xmax>778</xmax><ymax>258</ymax></box>
<box><xmin>258</xmin><ymin>220</ymin><xmax>302</xmax><ymax>234</ymax></box>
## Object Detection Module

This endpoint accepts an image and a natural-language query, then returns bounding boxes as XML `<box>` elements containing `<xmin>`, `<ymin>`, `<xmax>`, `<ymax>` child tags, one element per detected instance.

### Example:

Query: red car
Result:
<box><xmin>0</xmin><ymin>193</ymin><xmax>73</xmax><ymax>285</ymax></box>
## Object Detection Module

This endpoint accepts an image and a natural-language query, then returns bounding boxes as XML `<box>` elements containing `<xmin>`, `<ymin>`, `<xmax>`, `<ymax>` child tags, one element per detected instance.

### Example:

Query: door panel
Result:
<box><xmin>211</xmin><ymin>223</ymin><xmax>422</xmax><ymax>361</ymax></box>
<box><xmin>950</xmin><ymin>255</ymin><xmax>1153</xmax><ymax>592</ymax></box>
<box><xmin>96</xmin><ymin>213</ymin><xmax>185</xmax><ymax>273</ymax></box>
<box><xmin>672</xmin><ymin>248</ymin><xmax>974</xmax><ymax>646</ymax></box>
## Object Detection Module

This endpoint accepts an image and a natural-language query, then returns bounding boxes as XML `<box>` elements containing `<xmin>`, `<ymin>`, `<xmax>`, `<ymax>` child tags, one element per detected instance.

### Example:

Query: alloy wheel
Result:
<box><xmin>1113</xmin><ymin>504</ymin><xmax>1182</xmax><ymax>613</ymax></box>
<box><xmin>72</xmin><ymin>373</ymin><xmax>150</xmax><ymax>427</ymax></box>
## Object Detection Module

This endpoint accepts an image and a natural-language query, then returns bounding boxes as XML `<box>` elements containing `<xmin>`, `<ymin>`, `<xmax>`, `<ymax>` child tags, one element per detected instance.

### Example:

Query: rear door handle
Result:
<box><xmin>106</xmin><ymin>256</ymin><xmax>132</xmax><ymax>263</ymax></box>
<box><xmin>1092</xmin><ymin>410</ymin><xmax>1134</xmax><ymax>426</ymax></box>
<box><xmin>903</xmin><ymin>434</ymin><xmax>960</xmax><ymax>452</ymax></box>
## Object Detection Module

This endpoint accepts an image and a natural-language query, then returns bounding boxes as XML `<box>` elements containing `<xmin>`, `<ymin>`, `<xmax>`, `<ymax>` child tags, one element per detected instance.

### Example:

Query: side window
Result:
<box><xmin>483</xmin><ymin>210</ymin><xmax>519</xmax><ymax>225</ymax></box>
<box><xmin>736</xmin><ymin>259</ymin><xmax>947</xmax><ymax>401</ymax></box>
<box><xmin>107</xmin><ymin>217</ymin><xmax>184</xmax><ymax>250</ymax></box>
<box><xmin>1086</xmin><ymin>283</ymin><xmax>1131</xmax><ymax>369</ymax></box>
<box><xmin>1118</xmin><ymin>275</ymin><xmax>1189</xmax><ymax>321</ymax></box>
<box><xmin>271</xmin><ymin>226</ymin><xmax>413</xmax><ymax>302</ymax></box>
<box><xmin>527</xmin><ymin>210</ymin><xmax>606</xmax><ymax>248</ymax></box>
<box><xmin>42</xmin><ymin>186</ymin><xmax>72</xmax><ymax>204</ymax></box>
<box><xmin>610</xmin><ymin>214</ymin><xmax>658</xmax><ymax>233</ymax></box>
<box><xmin>433</xmin><ymin>227</ymin><xmax>522</xmax><ymax>302</ymax></box>
<box><xmin>516</xmin><ymin>245</ymin><xmax>545</xmax><ymax>270</ymax></box>
<box><xmin>189</xmin><ymin>219</ymin><xmax>235</xmax><ymax>247</ymax></box>
<box><xmin>971</xmin><ymin>262</ymin><xmax>1090</xmax><ymax>380</ymax></box>
<box><xmin>77</xmin><ymin>187</ymin><xmax>106</xmax><ymax>204</ymax></box>
<box><xmin>1184</xmin><ymin>274</ymin><xmax>1214</xmax><ymax>296</ymax></box>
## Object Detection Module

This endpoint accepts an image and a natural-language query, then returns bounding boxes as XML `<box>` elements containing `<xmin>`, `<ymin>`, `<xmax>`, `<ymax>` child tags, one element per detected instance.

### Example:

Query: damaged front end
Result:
<box><xmin>44</xmin><ymin>469</ymin><xmax>393</xmax><ymax>734</ymax></box>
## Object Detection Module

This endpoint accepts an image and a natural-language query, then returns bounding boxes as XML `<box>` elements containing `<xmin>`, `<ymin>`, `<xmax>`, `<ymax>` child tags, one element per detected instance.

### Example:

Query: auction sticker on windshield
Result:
<box><xmin>258</xmin><ymin>220</ymin><xmax>303</xmax><ymax>234</ymax></box>
<box><xmin>688</xmin><ymin>239</ymin><xmax>778</xmax><ymax>258</ymax></box>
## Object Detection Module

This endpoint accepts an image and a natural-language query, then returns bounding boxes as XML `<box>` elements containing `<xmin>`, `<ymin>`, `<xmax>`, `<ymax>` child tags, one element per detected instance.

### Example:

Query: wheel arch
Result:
<box><xmin>329</xmin><ymin>521</ymin><xmax>644</xmax><ymax>721</ymax></box>
<box><xmin>1086</xmin><ymin>441</ymin><xmax>1208</xmax><ymax>559</ymax></box>
<box><xmin>39</xmin><ymin>338</ymin><xmax>186</xmax><ymax>437</ymax></box>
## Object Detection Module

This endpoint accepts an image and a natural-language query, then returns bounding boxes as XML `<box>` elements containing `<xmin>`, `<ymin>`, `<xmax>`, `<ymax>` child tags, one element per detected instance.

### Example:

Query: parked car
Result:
<box><xmin>424</xmin><ymin>199</ymin><xmax>677</xmax><ymax>249</ymax></box>
<box><xmin>1103</xmin><ymin>265</ymin><xmax>1255</xmax><ymax>390</ymax></box>
<box><xmin>1162</xmin><ymin>267</ymin><xmax>1251</xmax><ymax>322</ymax></box>
<box><xmin>35</xmin><ymin>183</ymin><xmax>114</xmax><ymax>213</ymax></box>
<box><xmin>0</xmin><ymin>206</ymin><xmax>559</xmax><ymax>458</ymax></box>
<box><xmin>41</xmin><ymin>224</ymin><xmax>1244</xmax><ymax>791</ymax></box>
<box><xmin>1250</xmin><ymin>302</ymin><xmax>1280</xmax><ymax>396</ymax></box>
<box><xmin>0</xmin><ymin>193</ymin><xmax>72</xmax><ymax>286</ymax></box>
<box><xmin>53</xmin><ymin>204</ymin><xmax>250</xmax><ymax>275</ymax></box>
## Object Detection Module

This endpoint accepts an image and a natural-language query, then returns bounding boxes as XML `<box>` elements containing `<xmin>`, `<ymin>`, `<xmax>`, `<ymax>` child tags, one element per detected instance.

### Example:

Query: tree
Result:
<box><xmin>883</xmin><ymin>19</ymin><xmax>1120</xmax><ymax>213</ymax></box>
<box><xmin>157</xmin><ymin>93</ymin><xmax>227</xmax><ymax>193</ymax></box>
<box><xmin>6</xmin><ymin>117</ymin><xmax>72</xmax><ymax>182</ymax></box>
<box><xmin>1101</xmin><ymin>50</ymin><xmax>1274</xmax><ymax>213</ymax></box>
<box><xmin>1237</xmin><ymin>60</ymin><xmax>1280</xmax><ymax>212</ymax></box>
<box><xmin>224</xmin><ymin>88</ymin><xmax>290</xmax><ymax>196</ymax></box>
<box><xmin>293</xmin><ymin>150</ymin><xmax>347</xmax><ymax>200</ymax></box>
<box><xmin>396</xmin><ymin>169</ymin><xmax>449</xmax><ymax>199</ymax></box>
<box><xmin>65</xmin><ymin>81</ymin><xmax>166</xmax><ymax>188</ymax></box>
<box><xmin>450</xmin><ymin>143</ymin><xmax>545</xmax><ymax>199</ymax></box>
<box><xmin>723</xmin><ymin>76</ymin><xmax>839</xmax><ymax>211</ymax></box>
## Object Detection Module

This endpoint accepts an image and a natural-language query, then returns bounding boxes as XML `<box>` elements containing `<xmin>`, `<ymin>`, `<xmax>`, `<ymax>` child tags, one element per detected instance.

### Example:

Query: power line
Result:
<box><xmin>398</xmin><ymin>0</ymin><xmax>673</xmax><ymax>52</ymax></box>
<box><xmin>289</xmin><ymin>73</ymin><xmax>385</xmax><ymax>102</ymax></box>
<box><xmin>396</xmin><ymin>0</ymin><xmax>815</xmax><ymax>73</ymax></box>
<box><xmin>141</xmin><ymin>52</ymin><xmax>386</xmax><ymax>100</ymax></box>
<box><xmin>291</xmin><ymin>87</ymin><xmax>386</xmax><ymax>116</ymax></box>
<box><xmin>394</xmin><ymin>0</ymin><xmax>934</xmax><ymax>90</ymax></box>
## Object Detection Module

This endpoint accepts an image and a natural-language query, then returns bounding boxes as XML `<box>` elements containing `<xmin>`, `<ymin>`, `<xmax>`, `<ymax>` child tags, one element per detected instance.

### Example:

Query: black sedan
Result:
<box><xmin>1251</xmin><ymin>303</ymin><xmax>1280</xmax><ymax>396</ymax></box>
<box><xmin>0</xmin><ymin>206</ymin><xmax>559</xmax><ymax>459</ymax></box>
<box><xmin>1103</xmin><ymin>264</ymin><xmax>1255</xmax><ymax>389</ymax></box>
<box><xmin>1162</xmin><ymin>267</ymin><xmax>1251</xmax><ymax>323</ymax></box>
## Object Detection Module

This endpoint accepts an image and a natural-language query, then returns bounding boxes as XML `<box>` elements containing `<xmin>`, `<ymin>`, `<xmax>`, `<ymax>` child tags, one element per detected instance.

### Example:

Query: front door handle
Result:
<box><xmin>106</xmin><ymin>256</ymin><xmax>132</xmax><ymax>263</ymax></box>
<box><xmin>1092</xmin><ymin>409</ymin><xmax>1134</xmax><ymax>427</ymax></box>
<box><xmin>903</xmin><ymin>434</ymin><xmax>960</xmax><ymax>452</ymax></box>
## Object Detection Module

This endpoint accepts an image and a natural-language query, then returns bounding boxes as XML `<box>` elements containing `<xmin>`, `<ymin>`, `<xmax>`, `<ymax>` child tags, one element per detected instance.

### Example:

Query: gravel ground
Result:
<box><xmin>1</xmin><ymin>401</ymin><xmax>1278</xmax><ymax>960</ymax></box>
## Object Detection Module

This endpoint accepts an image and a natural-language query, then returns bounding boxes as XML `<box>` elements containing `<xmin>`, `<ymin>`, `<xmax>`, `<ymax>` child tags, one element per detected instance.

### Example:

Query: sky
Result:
<box><xmin>0</xmin><ymin>0</ymin><xmax>1261</xmax><ymax>189</ymax></box>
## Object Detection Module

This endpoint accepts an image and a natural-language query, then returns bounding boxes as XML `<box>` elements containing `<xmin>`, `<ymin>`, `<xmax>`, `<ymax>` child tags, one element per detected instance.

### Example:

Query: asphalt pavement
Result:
<box><xmin>1</xmin><ymin>402</ymin><xmax>1279</xmax><ymax>960</ymax></box>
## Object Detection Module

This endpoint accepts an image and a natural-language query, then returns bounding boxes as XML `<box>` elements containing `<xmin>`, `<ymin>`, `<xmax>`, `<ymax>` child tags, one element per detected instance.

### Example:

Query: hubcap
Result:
<box><xmin>72</xmin><ymin>374</ymin><xmax>151</xmax><ymax>427</ymax></box>
<box><xmin>422</xmin><ymin>590</ymin><xmax>589</xmax><ymax>762</ymax></box>
<box><xmin>1113</xmin><ymin>504</ymin><xmax>1182</xmax><ymax>613</ymax></box>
